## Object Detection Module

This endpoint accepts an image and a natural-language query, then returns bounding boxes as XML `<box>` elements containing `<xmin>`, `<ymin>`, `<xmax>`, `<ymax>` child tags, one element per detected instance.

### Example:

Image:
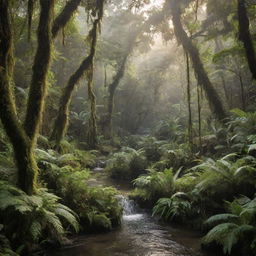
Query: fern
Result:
<box><xmin>55</xmin><ymin>204</ymin><xmax>79</xmax><ymax>233</ymax></box>
<box><xmin>203</xmin><ymin>196</ymin><xmax>256</xmax><ymax>255</ymax></box>
<box><xmin>152</xmin><ymin>192</ymin><xmax>191</xmax><ymax>221</ymax></box>
<box><xmin>204</xmin><ymin>214</ymin><xmax>239</xmax><ymax>228</ymax></box>
<box><xmin>0</xmin><ymin>182</ymin><xmax>79</xmax><ymax>252</ymax></box>
<box><xmin>204</xmin><ymin>223</ymin><xmax>255</xmax><ymax>254</ymax></box>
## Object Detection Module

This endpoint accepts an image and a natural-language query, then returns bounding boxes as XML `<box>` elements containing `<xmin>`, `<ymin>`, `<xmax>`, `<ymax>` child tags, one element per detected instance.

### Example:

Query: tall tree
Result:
<box><xmin>168</xmin><ymin>0</ymin><xmax>226</xmax><ymax>121</ymax></box>
<box><xmin>237</xmin><ymin>0</ymin><xmax>256</xmax><ymax>80</ymax></box>
<box><xmin>103</xmin><ymin>31</ymin><xmax>138</xmax><ymax>139</ymax></box>
<box><xmin>50</xmin><ymin>0</ymin><xmax>105</xmax><ymax>148</ymax></box>
<box><xmin>0</xmin><ymin>0</ymin><xmax>55</xmax><ymax>195</ymax></box>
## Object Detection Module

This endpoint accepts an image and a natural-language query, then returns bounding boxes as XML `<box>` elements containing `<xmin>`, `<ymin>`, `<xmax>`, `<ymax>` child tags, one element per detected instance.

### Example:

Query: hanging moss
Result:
<box><xmin>52</xmin><ymin>0</ymin><xmax>82</xmax><ymax>39</ymax></box>
<box><xmin>169</xmin><ymin>0</ymin><xmax>227</xmax><ymax>121</ymax></box>
<box><xmin>185</xmin><ymin>51</ymin><xmax>193</xmax><ymax>151</ymax></box>
<box><xmin>87</xmin><ymin>64</ymin><xmax>98</xmax><ymax>148</ymax></box>
<box><xmin>24</xmin><ymin>0</ymin><xmax>55</xmax><ymax>147</ymax></box>
<box><xmin>0</xmin><ymin>0</ymin><xmax>38</xmax><ymax>195</ymax></box>
<box><xmin>51</xmin><ymin>0</ymin><xmax>105</xmax><ymax>148</ymax></box>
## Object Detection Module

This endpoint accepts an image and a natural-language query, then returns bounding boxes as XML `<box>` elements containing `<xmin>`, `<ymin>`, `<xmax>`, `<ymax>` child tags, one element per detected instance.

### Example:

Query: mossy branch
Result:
<box><xmin>52</xmin><ymin>0</ymin><xmax>82</xmax><ymax>39</ymax></box>
<box><xmin>51</xmin><ymin>0</ymin><xmax>105</xmax><ymax>147</ymax></box>
<box><xmin>170</xmin><ymin>0</ymin><xmax>226</xmax><ymax>121</ymax></box>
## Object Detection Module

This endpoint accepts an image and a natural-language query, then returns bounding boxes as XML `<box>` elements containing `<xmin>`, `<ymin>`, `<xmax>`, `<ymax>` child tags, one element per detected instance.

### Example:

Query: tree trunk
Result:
<box><xmin>50</xmin><ymin>2</ymin><xmax>104</xmax><ymax>147</ymax></box>
<box><xmin>50</xmin><ymin>54</ymin><xmax>93</xmax><ymax>146</ymax></box>
<box><xmin>186</xmin><ymin>51</ymin><xmax>193</xmax><ymax>150</ymax></box>
<box><xmin>170</xmin><ymin>0</ymin><xmax>226</xmax><ymax>121</ymax></box>
<box><xmin>237</xmin><ymin>0</ymin><xmax>256</xmax><ymax>80</ymax></box>
<box><xmin>52</xmin><ymin>0</ymin><xmax>82</xmax><ymax>39</ymax></box>
<box><xmin>103</xmin><ymin>30</ymin><xmax>139</xmax><ymax>139</ymax></box>
<box><xmin>214</xmin><ymin>38</ymin><xmax>230</xmax><ymax>106</ymax></box>
<box><xmin>104</xmin><ymin>55</ymin><xmax>129</xmax><ymax>138</ymax></box>
<box><xmin>0</xmin><ymin>0</ymin><xmax>43</xmax><ymax>195</ymax></box>
<box><xmin>238</xmin><ymin>72</ymin><xmax>246</xmax><ymax>110</ymax></box>
<box><xmin>24</xmin><ymin>0</ymin><xmax>55</xmax><ymax>147</ymax></box>
<box><xmin>197</xmin><ymin>83</ymin><xmax>202</xmax><ymax>151</ymax></box>
<box><xmin>87</xmin><ymin>66</ymin><xmax>98</xmax><ymax>148</ymax></box>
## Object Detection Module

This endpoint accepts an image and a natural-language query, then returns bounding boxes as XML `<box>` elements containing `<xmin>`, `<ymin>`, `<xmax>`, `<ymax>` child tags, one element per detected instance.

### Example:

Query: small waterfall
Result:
<box><xmin>118</xmin><ymin>195</ymin><xmax>144</xmax><ymax>221</ymax></box>
<box><xmin>119</xmin><ymin>195</ymin><xmax>136</xmax><ymax>215</ymax></box>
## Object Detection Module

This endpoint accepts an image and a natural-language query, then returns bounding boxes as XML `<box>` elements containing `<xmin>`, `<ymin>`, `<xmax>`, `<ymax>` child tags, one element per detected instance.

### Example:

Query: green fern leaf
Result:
<box><xmin>30</xmin><ymin>221</ymin><xmax>42</xmax><ymax>242</ymax></box>
<box><xmin>204</xmin><ymin>214</ymin><xmax>239</xmax><ymax>227</ymax></box>
<box><xmin>55</xmin><ymin>205</ymin><xmax>79</xmax><ymax>233</ymax></box>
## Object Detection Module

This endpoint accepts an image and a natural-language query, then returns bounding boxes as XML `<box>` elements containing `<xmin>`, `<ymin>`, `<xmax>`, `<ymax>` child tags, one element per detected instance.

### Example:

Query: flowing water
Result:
<box><xmin>48</xmin><ymin>196</ymin><xmax>213</xmax><ymax>256</ymax></box>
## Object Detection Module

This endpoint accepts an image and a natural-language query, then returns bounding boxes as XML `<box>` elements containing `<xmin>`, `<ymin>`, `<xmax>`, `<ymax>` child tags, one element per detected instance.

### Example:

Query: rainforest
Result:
<box><xmin>0</xmin><ymin>0</ymin><xmax>256</xmax><ymax>255</ymax></box>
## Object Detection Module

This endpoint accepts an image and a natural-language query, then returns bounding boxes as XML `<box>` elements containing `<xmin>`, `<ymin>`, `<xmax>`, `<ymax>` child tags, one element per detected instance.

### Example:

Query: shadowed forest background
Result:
<box><xmin>1</xmin><ymin>0</ymin><xmax>256</xmax><ymax>255</ymax></box>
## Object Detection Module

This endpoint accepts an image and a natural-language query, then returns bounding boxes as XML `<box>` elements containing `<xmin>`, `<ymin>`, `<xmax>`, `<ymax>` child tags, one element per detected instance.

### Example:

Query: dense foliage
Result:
<box><xmin>1</xmin><ymin>0</ymin><xmax>256</xmax><ymax>255</ymax></box>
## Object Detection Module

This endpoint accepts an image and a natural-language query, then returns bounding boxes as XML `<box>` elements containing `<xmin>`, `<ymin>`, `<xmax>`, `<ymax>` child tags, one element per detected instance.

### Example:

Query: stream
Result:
<box><xmin>47</xmin><ymin>168</ymin><xmax>214</xmax><ymax>256</ymax></box>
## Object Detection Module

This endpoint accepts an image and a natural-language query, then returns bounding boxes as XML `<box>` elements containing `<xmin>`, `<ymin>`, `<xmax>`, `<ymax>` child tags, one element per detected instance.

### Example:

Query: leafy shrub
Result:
<box><xmin>0</xmin><ymin>181</ymin><xmax>79</xmax><ymax>253</ymax></box>
<box><xmin>153</xmin><ymin>192</ymin><xmax>192</xmax><ymax>222</ymax></box>
<box><xmin>153</xmin><ymin>118</ymin><xmax>183</xmax><ymax>141</ymax></box>
<box><xmin>159</xmin><ymin>143</ymin><xmax>193</xmax><ymax>170</ymax></box>
<box><xmin>35</xmin><ymin>148</ymin><xmax>96</xmax><ymax>169</ymax></box>
<box><xmin>106</xmin><ymin>152</ymin><xmax>131</xmax><ymax>179</ymax></box>
<box><xmin>228</xmin><ymin>109</ymin><xmax>256</xmax><ymax>152</ymax></box>
<box><xmin>139</xmin><ymin>136</ymin><xmax>162</xmax><ymax>162</ymax></box>
<box><xmin>203</xmin><ymin>196</ymin><xmax>256</xmax><ymax>255</ymax></box>
<box><xmin>132</xmin><ymin>168</ymin><xmax>176</xmax><ymax>202</ymax></box>
<box><xmin>106</xmin><ymin>147</ymin><xmax>147</xmax><ymax>180</ymax></box>
<box><xmin>191</xmin><ymin>154</ymin><xmax>256</xmax><ymax>210</ymax></box>
<box><xmin>40</xmin><ymin>161</ymin><xmax>122</xmax><ymax>231</ymax></box>
<box><xmin>0</xmin><ymin>234</ymin><xmax>18</xmax><ymax>256</ymax></box>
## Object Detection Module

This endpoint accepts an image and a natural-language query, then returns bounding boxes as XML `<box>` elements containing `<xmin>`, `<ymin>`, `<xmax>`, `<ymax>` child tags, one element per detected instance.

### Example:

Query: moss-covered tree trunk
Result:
<box><xmin>24</xmin><ymin>0</ymin><xmax>55</xmax><ymax>146</ymax></box>
<box><xmin>104</xmin><ymin>55</ymin><xmax>129</xmax><ymax>139</ymax></box>
<box><xmin>52</xmin><ymin>0</ymin><xmax>82</xmax><ymax>39</ymax></box>
<box><xmin>51</xmin><ymin>2</ymin><xmax>104</xmax><ymax>148</ymax></box>
<box><xmin>237</xmin><ymin>0</ymin><xmax>256</xmax><ymax>80</ymax></box>
<box><xmin>0</xmin><ymin>0</ymin><xmax>54</xmax><ymax>195</ymax></box>
<box><xmin>170</xmin><ymin>0</ymin><xmax>226</xmax><ymax>121</ymax></box>
<box><xmin>103</xmin><ymin>30</ymin><xmax>139</xmax><ymax>139</ymax></box>
<box><xmin>50</xmin><ymin>54</ymin><xmax>93</xmax><ymax>146</ymax></box>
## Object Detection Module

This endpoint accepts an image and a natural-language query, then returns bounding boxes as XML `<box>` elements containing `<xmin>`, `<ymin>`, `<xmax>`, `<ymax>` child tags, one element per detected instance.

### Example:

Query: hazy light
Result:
<box><xmin>143</xmin><ymin>0</ymin><xmax>165</xmax><ymax>10</ymax></box>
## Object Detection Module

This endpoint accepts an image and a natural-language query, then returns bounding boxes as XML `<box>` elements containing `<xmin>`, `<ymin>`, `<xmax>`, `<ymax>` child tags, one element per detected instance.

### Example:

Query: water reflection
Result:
<box><xmin>49</xmin><ymin>197</ymin><xmax>207</xmax><ymax>256</ymax></box>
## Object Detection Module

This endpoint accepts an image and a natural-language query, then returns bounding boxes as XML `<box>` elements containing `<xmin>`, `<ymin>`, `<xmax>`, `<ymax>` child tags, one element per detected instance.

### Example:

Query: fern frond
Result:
<box><xmin>30</xmin><ymin>221</ymin><xmax>42</xmax><ymax>242</ymax></box>
<box><xmin>43</xmin><ymin>209</ymin><xmax>64</xmax><ymax>236</ymax></box>
<box><xmin>204</xmin><ymin>214</ymin><xmax>239</xmax><ymax>227</ymax></box>
<box><xmin>55</xmin><ymin>205</ymin><xmax>79</xmax><ymax>233</ymax></box>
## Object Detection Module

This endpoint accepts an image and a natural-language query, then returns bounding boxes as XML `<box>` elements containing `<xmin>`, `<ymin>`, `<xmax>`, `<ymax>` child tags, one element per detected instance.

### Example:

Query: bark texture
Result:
<box><xmin>24</xmin><ymin>0</ymin><xmax>55</xmax><ymax>147</ymax></box>
<box><xmin>51</xmin><ymin>1</ymin><xmax>105</xmax><ymax>147</ymax></box>
<box><xmin>170</xmin><ymin>0</ymin><xmax>226</xmax><ymax>120</ymax></box>
<box><xmin>0</xmin><ymin>0</ymin><xmax>37</xmax><ymax>195</ymax></box>
<box><xmin>237</xmin><ymin>0</ymin><xmax>256</xmax><ymax>80</ymax></box>
<box><xmin>52</xmin><ymin>0</ymin><xmax>82</xmax><ymax>39</ymax></box>
<box><xmin>104</xmin><ymin>54</ymin><xmax>130</xmax><ymax>138</ymax></box>
<box><xmin>27</xmin><ymin>0</ymin><xmax>35</xmax><ymax>41</ymax></box>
